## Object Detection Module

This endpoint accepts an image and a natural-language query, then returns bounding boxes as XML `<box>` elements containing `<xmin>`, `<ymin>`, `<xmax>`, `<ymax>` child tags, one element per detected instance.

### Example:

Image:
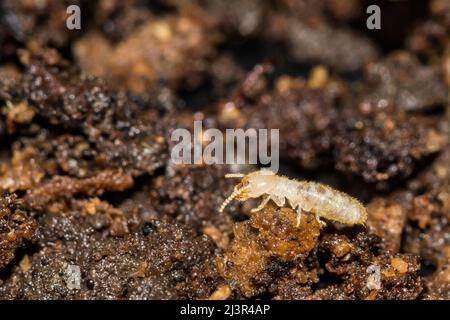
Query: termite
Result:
<box><xmin>219</xmin><ymin>169</ymin><xmax>367</xmax><ymax>227</ymax></box>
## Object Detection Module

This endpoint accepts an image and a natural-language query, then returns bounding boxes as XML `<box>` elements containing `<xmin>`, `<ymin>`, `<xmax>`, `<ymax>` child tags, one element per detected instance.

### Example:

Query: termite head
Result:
<box><xmin>219</xmin><ymin>169</ymin><xmax>277</xmax><ymax>212</ymax></box>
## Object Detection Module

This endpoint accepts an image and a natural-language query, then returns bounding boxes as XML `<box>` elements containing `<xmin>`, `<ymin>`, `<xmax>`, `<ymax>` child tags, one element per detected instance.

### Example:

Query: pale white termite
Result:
<box><xmin>219</xmin><ymin>169</ymin><xmax>367</xmax><ymax>227</ymax></box>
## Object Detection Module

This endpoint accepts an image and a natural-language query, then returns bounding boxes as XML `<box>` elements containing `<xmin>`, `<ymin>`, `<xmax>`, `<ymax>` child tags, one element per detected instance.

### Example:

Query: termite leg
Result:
<box><xmin>272</xmin><ymin>195</ymin><xmax>285</xmax><ymax>207</ymax></box>
<box><xmin>251</xmin><ymin>196</ymin><xmax>271</xmax><ymax>212</ymax></box>
<box><xmin>296</xmin><ymin>208</ymin><xmax>302</xmax><ymax>227</ymax></box>
<box><xmin>315</xmin><ymin>214</ymin><xmax>327</xmax><ymax>227</ymax></box>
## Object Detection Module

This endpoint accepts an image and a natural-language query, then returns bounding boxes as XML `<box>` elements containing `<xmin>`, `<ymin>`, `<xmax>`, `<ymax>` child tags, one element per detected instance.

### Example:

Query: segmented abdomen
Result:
<box><xmin>293</xmin><ymin>181</ymin><xmax>367</xmax><ymax>225</ymax></box>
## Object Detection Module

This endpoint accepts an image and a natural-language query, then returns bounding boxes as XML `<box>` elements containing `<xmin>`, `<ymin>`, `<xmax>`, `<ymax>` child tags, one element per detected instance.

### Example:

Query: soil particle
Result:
<box><xmin>219</xmin><ymin>204</ymin><xmax>423</xmax><ymax>300</ymax></box>
<box><xmin>0</xmin><ymin>194</ymin><xmax>37</xmax><ymax>271</ymax></box>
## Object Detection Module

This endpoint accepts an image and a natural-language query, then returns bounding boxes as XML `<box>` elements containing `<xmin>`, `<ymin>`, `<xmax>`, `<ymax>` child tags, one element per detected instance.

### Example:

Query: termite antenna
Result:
<box><xmin>219</xmin><ymin>187</ymin><xmax>243</xmax><ymax>212</ymax></box>
<box><xmin>224</xmin><ymin>173</ymin><xmax>245</xmax><ymax>178</ymax></box>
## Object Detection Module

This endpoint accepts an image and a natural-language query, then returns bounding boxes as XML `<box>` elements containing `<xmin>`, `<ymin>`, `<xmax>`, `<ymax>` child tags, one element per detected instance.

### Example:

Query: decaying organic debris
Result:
<box><xmin>0</xmin><ymin>194</ymin><xmax>37</xmax><ymax>270</ymax></box>
<box><xmin>0</xmin><ymin>212</ymin><xmax>219</xmax><ymax>299</ymax></box>
<box><xmin>218</xmin><ymin>204</ymin><xmax>422</xmax><ymax>300</ymax></box>
<box><xmin>0</xmin><ymin>0</ymin><xmax>449</xmax><ymax>300</ymax></box>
